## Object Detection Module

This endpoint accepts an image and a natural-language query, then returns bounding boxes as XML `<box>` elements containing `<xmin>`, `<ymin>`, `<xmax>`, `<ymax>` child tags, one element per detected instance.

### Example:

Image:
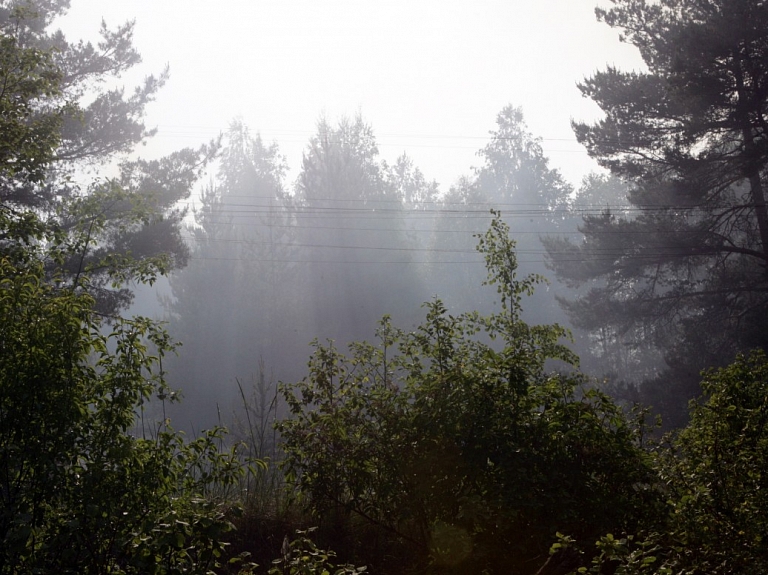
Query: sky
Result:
<box><xmin>58</xmin><ymin>0</ymin><xmax>644</xmax><ymax>194</ymax></box>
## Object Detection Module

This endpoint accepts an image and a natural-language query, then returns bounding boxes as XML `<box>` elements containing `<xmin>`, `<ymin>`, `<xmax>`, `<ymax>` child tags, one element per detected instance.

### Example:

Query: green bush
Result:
<box><xmin>578</xmin><ymin>351</ymin><xmax>768</xmax><ymax>575</ymax></box>
<box><xmin>267</xmin><ymin>528</ymin><xmax>366</xmax><ymax>575</ymax></box>
<box><xmin>278</xmin><ymin>213</ymin><xmax>660</xmax><ymax>574</ymax></box>
<box><xmin>0</xmin><ymin>210</ymin><xmax>250</xmax><ymax>574</ymax></box>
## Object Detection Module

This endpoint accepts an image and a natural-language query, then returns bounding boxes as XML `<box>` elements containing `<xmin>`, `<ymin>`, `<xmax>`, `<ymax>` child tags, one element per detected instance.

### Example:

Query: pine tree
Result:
<box><xmin>544</xmin><ymin>0</ymin><xmax>768</xmax><ymax>423</ymax></box>
<box><xmin>293</xmin><ymin>115</ymin><xmax>424</xmax><ymax>343</ymax></box>
<box><xmin>164</xmin><ymin>120</ymin><xmax>293</xmax><ymax>427</ymax></box>
<box><xmin>0</xmin><ymin>0</ymin><xmax>214</xmax><ymax>313</ymax></box>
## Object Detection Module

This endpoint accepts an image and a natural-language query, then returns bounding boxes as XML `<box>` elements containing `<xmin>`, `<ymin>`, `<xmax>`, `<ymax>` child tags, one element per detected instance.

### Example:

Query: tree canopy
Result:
<box><xmin>0</xmin><ymin>0</ymin><xmax>214</xmax><ymax>313</ymax></box>
<box><xmin>9</xmin><ymin>2</ymin><xmax>768</xmax><ymax>571</ymax></box>
<box><xmin>0</xmin><ymin>217</ymin><xmax>246</xmax><ymax>573</ymax></box>
<box><xmin>0</xmin><ymin>5</ymin><xmax>253</xmax><ymax>572</ymax></box>
<box><xmin>278</xmin><ymin>213</ymin><xmax>660</xmax><ymax>574</ymax></box>
<box><xmin>544</xmin><ymin>0</ymin><xmax>768</xmax><ymax>422</ymax></box>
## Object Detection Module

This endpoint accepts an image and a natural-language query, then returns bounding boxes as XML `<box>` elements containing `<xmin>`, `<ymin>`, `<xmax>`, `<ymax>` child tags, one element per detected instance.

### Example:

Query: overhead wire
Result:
<box><xmin>153</xmin><ymin>124</ymin><xmax>590</xmax><ymax>152</ymax></box>
<box><xmin>184</xmin><ymin>233</ymin><xmax>722</xmax><ymax>266</ymax></box>
<box><xmin>161</xmin><ymin>126</ymin><xmax>726</xmax><ymax>266</ymax></box>
<box><xmin>181</xmin><ymin>199</ymin><xmax>726</xmax><ymax>265</ymax></box>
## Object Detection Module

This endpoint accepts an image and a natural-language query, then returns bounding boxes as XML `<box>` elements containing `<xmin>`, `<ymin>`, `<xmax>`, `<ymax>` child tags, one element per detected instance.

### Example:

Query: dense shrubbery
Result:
<box><xmin>4</xmin><ymin>204</ymin><xmax>768</xmax><ymax>574</ymax></box>
<box><xmin>579</xmin><ymin>351</ymin><xmax>768</xmax><ymax>575</ymax></box>
<box><xmin>276</xmin><ymin>215</ymin><xmax>768</xmax><ymax>574</ymax></box>
<box><xmin>3</xmin><ymin>1</ymin><xmax>768</xmax><ymax>572</ymax></box>
<box><xmin>277</xmin><ymin>215</ymin><xmax>662</xmax><ymax>574</ymax></box>
<box><xmin>0</xmin><ymin>208</ymin><xmax>252</xmax><ymax>574</ymax></box>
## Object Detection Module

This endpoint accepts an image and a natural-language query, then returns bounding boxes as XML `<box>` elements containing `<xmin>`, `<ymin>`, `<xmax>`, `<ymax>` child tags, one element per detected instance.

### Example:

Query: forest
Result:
<box><xmin>1</xmin><ymin>0</ymin><xmax>768</xmax><ymax>573</ymax></box>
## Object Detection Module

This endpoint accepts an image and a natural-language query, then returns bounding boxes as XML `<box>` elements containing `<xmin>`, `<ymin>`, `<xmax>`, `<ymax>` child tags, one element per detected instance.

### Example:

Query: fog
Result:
<box><xmin>9</xmin><ymin>0</ymin><xmax>768</xmax><ymax>571</ymax></box>
<box><xmin>125</xmin><ymin>111</ymin><xmax>631</xmax><ymax>431</ymax></box>
<box><xmin>50</xmin><ymin>1</ymin><xmax>651</xmax><ymax>429</ymax></box>
<box><xmin>58</xmin><ymin>0</ymin><xmax>644</xmax><ymax>189</ymax></box>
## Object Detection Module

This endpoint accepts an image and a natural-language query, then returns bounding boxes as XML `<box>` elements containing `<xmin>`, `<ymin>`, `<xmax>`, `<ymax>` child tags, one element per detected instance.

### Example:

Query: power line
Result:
<box><xmin>184</xmin><ymin>233</ymin><xmax>725</xmax><ymax>263</ymax></box>
<box><xmin>190</xmin><ymin>256</ymin><xmax>486</xmax><ymax>264</ymax></box>
<box><xmin>188</xmin><ymin>252</ymin><xmax>711</xmax><ymax>265</ymax></box>
<box><xmin>187</xmin><ymin>192</ymin><xmax>710</xmax><ymax>213</ymax></box>
<box><xmin>155</xmin><ymin>124</ymin><xmax>585</xmax><ymax>144</ymax></box>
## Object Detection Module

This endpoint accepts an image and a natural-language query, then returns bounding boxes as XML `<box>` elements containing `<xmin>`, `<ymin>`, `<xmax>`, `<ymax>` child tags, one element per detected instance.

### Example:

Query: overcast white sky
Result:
<box><xmin>59</xmin><ymin>0</ymin><xmax>644</xmax><ymax>193</ymax></box>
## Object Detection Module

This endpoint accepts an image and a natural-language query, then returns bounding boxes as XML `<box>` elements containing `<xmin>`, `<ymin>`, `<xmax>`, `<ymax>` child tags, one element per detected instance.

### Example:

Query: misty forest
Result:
<box><xmin>3</xmin><ymin>0</ymin><xmax>768</xmax><ymax>573</ymax></box>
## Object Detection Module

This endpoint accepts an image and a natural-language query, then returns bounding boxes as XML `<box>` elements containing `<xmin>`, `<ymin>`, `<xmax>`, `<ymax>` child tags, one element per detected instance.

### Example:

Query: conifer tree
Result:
<box><xmin>0</xmin><ymin>0</ymin><xmax>214</xmax><ymax>312</ymax></box>
<box><xmin>544</xmin><ymin>0</ymin><xmax>768</xmax><ymax>422</ymax></box>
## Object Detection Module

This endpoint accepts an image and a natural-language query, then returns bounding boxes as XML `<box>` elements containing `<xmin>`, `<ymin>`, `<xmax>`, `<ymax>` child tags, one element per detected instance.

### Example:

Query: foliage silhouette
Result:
<box><xmin>278</xmin><ymin>212</ymin><xmax>659</xmax><ymax>574</ymax></box>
